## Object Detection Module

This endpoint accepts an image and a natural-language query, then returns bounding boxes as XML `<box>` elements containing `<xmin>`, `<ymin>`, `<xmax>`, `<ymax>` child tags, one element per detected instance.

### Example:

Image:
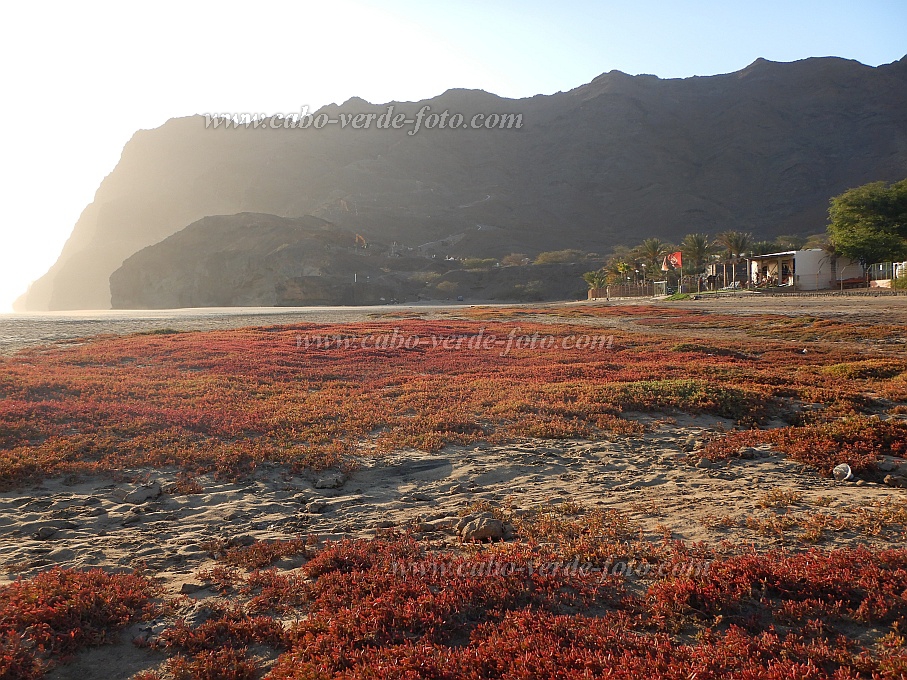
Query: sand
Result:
<box><xmin>4</xmin><ymin>414</ymin><xmax>905</xmax><ymax>588</ymax></box>
<box><xmin>4</xmin><ymin>294</ymin><xmax>907</xmax><ymax>356</ymax></box>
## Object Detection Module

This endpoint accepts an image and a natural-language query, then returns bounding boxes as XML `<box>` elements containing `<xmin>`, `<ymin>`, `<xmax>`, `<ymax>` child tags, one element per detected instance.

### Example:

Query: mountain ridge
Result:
<box><xmin>18</xmin><ymin>54</ymin><xmax>907</xmax><ymax>310</ymax></box>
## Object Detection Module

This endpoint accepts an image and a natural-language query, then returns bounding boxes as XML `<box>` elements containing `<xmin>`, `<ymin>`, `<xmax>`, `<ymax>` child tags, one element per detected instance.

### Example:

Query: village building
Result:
<box><xmin>748</xmin><ymin>249</ymin><xmax>860</xmax><ymax>291</ymax></box>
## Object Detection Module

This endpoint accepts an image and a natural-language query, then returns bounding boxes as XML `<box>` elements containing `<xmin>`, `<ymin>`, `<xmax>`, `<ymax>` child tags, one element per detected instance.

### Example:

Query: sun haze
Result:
<box><xmin>1</xmin><ymin>0</ymin><xmax>905</xmax><ymax>311</ymax></box>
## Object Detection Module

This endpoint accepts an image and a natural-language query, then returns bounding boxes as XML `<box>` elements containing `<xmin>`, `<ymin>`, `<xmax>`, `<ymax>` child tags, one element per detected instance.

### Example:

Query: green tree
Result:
<box><xmin>829</xmin><ymin>179</ymin><xmax>907</xmax><ymax>238</ymax></box>
<box><xmin>827</xmin><ymin>224</ymin><xmax>906</xmax><ymax>270</ymax></box>
<box><xmin>715</xmin><ymin>230</ymin><xmax>752</xmax><ymax>259</ymax></box>
<box><xmin>715</xmin><ymin>231</ymin><xmax>752</xmax><ymax>284</ymax></box>
<box><xmin>750</xmin><ymin>240</ymin><xmax>778</xmax><ymax>256</ymax></box>
<box><xmin>804</xmin><ymin>233</ymin><xmax>831</xmax><ymax>249</ymax></box>
<box><xmin>827</xmin><ymin>179</ymin><xmax>907</xmax><ymax>268</ymax></box>
<box><xmin>582</xmin><ymin>269</ymin><xmax>609</xmax><ymax>290</ymax></box>
<box><xmin>679</xmin><ymin>233</ymin><xmax>713</xmax><ymax>273</ymax></box>
<box><xmin>634</xmin><ymin>238</ymin><xmax>671</xmax><ymax>277</ymax></box>
<box><xmin>602</xmin><ymin>255</ymin><xmax>633</xmax><ymax>284</ymax></box>
<box><xmin>774</xmin><ymin>234</ymin><xmax>807</xmax><ymax>250</ymax></box>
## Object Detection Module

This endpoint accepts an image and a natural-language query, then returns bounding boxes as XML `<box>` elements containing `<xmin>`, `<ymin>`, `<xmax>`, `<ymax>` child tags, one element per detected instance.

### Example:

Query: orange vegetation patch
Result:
<box><xmin>136</xmin><ymin>537</ymin><xmax>907</xmax><ymax>679</ymax></box>
<box><xmin>0</xmin><ymin>317</ymin><xmax>903</xmax><ymax>486</ymax></box>
<box><xmin>5</xmin><ymin>534</ymin><xmax>907</xmax><ymax>677</ymax></box>
<box><xmin>0</xmin><ymin>568</ymin><xmax>156</xmax><ymax>679</ymax></box>
<box><xmin>702</xmin><ymin>417</ymin><xmax>907</xmax><ymax>476</ymax></box>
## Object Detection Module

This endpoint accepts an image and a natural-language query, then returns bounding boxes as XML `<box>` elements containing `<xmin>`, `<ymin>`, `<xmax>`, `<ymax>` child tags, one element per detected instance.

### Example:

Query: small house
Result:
<box><xmin>748</xmin><ymin>249</ymin><xmax>859</xmax><ymax>291</ymax></box>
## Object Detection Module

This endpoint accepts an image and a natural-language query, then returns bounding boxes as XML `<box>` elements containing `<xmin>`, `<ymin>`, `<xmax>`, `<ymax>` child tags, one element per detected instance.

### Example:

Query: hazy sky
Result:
<box><xmin>1</xmin><ymin>0</ymin><xmax>905</xmax><ymax>311</ymax></box>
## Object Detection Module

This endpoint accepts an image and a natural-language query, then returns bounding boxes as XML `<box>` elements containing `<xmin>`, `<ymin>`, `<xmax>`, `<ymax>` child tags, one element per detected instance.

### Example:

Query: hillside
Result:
<box><xmin>19</xmin><ymin>55</ymin><xmax>907</xmax><ymax>310</ymax></box>
<box><xmin>109</xmin><ymin>213</ymin><xmax>593</xmax><ymax>307</ymax></box>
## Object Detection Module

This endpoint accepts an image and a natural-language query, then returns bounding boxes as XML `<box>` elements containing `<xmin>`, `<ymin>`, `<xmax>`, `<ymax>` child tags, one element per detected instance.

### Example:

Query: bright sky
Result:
<box><xmin>1</xmin><ymin>0</ymin><xmax>905</xmax><ymax>311</ymax></box>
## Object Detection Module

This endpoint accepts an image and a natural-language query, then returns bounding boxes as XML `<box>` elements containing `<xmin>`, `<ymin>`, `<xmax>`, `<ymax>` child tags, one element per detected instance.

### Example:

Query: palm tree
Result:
<box><xmin>750</xmin><ymin>240</ymin><xmax>778</xmax><ymax>256</ymax></box>
<box><xmin>715</xmin><ymin>231</ymin><xmax>752</xmax><ymax>285</ymax></box>
<box><xmin>774</xmin><ymin>234</ymin><xmax>806</xmax><ymax>251</ymax></box>
<box><xmin>635</xmin><ymin>238</ymin><xmax>671</xmax><ymax>277</ymax></box>
<box><xmin>599</xmin><ymin>245</ymin><xmax>643</xmax><ymax>286</ymax></box>
<box><xmin>715</xmin><ymin>231</ymin><xmax>752</xmax><ymax>259</ymax></box>
<box><xmin>679</xmin><ymin>233</ymin><xmax>713</xmax><ymax>274</ymax></box>
<box><xmin>804</xmin><ymin>234</ymin><xmax>843</xmax><ymax>287</ymax></box>
<box><xmin>582</xmin><ymin>269</ymin><xmax>609</xmax><ymax>290</ymax></box>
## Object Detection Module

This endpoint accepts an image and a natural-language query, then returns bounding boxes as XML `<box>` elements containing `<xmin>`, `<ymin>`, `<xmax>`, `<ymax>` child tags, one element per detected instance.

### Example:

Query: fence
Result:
<box><xmin>588</xmin><ymin>283</ymin><xmax>656</xmax><ymax>299</ymax></box>
<box><xmin>868</xmin><ymin>261</ymin><xmax>907</xmax><ymax>282</ymax></box>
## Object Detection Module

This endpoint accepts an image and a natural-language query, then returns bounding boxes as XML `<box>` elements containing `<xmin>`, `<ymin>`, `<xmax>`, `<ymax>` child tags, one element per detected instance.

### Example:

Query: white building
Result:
<box><xmin>748</xmin><ymin>249</ymin><xmax>860</xmax><ymax>291</ymax></box>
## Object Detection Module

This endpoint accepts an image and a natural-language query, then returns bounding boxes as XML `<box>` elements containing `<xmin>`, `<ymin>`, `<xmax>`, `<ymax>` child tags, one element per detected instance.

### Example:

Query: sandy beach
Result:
<box><xmin>1</xmin><ymin>296</ymin><xmax>906</xmax><ymax>678</ymax></box>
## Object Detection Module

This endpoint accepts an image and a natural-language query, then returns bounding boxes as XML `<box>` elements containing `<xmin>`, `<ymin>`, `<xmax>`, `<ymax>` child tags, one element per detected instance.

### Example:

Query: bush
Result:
<box><xmin>461</xmin><ymin>258</ymin><xmax>498</xmax><ymax>270</ymax></box>
<box><xmin>435</xmin><ymin>280</ymin><xmax>459</xmax><ymax>294</ymax></box>
<box><xmin>501</xmin><ymin>253</ymin><xmax>529</xmax><ymax>266</ymax></box>
<box><xmin>412</xmin><ymin>271</ymin><xmax>441</xmax><ymax>284</ymax></box>
<box><xmin>534</xmin><ymin>249</ymin><xmax>585</xmax><ymax>265</ymax></box>
<box><xmin>513</xmin><ymin>280</ymin><xmax>545</xmax><ymax>301</ymax></box>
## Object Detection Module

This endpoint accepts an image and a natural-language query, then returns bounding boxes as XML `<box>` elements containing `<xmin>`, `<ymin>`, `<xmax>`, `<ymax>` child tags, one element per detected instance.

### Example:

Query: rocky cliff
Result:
<box><xmin>20</xmin><ymin>55</ymin><xmax>907</xmax><ymax>310</ymax></box>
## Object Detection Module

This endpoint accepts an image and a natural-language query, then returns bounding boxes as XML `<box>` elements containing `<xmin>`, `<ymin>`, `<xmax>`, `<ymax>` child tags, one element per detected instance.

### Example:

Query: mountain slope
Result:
<box><xmin>20</xmin><ymin>55</ymin><xmax>907</xmax><ymax>310</ymax></box>
<box><xmin>110</xmin><ymin>213</ymin><xmax>428</xmax><ymax>308</ymax></box>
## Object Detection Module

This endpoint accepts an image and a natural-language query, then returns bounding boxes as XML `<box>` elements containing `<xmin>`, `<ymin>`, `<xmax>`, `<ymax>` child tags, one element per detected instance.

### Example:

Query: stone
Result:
<box><xmin>455</xmin><ymin>512</ymin><xmax>494</xmax><ymax>533</ymax></box>
<box><xmin>125</xmin><ymin>481</ymin><xmax>162</xmax><ymax>504</ymax></box>
<box><xmin>306</xmin><ymin>500</ymin><xmax>327</xmax><ymax>514</ymax></box>
<box><xmin>461</xmin><ymin>517</ymin><xmax>505</xmax><ymax>542</ymax></box>
<box><xmin>35</xmin><ymin>526</ymin><xmax>58</xmax><ymax>540</ymax></box>
<box><xmin>695</xmin><ymin>458</ymin><xmax>717</xmax><ymax>469</ymax></box>
<box><xmin>737</xmin><ymin>447</ymin><xmax>758</xmax><ymax>460</ymax></box>
<box><xmin>878</xmin><ymin>460</ymin><xmax>900</xmax><ymax>473</ymax></box>
<box><xmin>432</xmin><ymin>519</ymin><xmax>460</xmax><ymax>533</ymax></box>
<box><xmin>228</xmin><ymin>534</ymin><xmax>255</xmax><ymax>547</ymax></box>
<box><xmin>884</xmin><ymin>474</ymin><xmax>907</xmax><ymax>489</ymax></box>
<box><xmin>314</xmin><ymin>473</ymin><xmax>345</xmax><ymax>490</ymax></box>
<box><xmin>179</xmin><ymin>582</ymin><xmax>207</xmax><ymax>595</ymax></box>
